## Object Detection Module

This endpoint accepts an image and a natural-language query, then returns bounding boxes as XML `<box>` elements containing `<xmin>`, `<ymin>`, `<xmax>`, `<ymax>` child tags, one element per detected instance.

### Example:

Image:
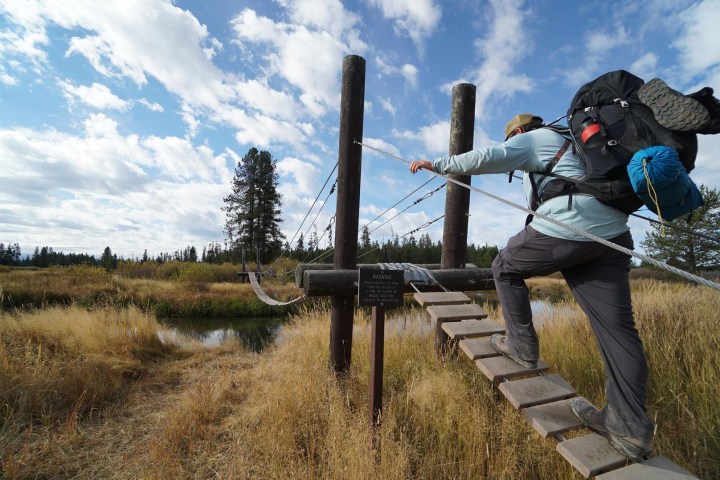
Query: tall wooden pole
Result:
<box><xmin>437</xmin><ymin>83</ymin><xmax>475</xmax><ymax>355</ymax></box>
<box><xmin>330</xmin><ymin>55</ymin><xmax>365</xmax><ymax>373</ymax></box>
<box><xmin>440</xmin><ymin>83</ymin><xmax>476</xmax><ymax>269</ymax></box>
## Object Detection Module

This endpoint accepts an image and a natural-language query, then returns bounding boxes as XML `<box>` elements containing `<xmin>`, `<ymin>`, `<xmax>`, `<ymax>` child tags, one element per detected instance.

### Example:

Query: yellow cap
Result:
<box><xmin>504</xmin><ymin>114</ymin><xmax>544</xmax><ymax>140</ymax></box>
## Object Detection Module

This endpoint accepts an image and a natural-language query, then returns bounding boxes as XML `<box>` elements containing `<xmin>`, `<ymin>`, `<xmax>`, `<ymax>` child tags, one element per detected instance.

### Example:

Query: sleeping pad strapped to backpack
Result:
<box><xmin>627</xmin><ymin>145</ymin><xmax>703</xmax><ymax>221</ymax></box>
<box><xmin>538</xmin><ymin>70</ymin><xmax>698</xmax><ymax>215</ymax></box>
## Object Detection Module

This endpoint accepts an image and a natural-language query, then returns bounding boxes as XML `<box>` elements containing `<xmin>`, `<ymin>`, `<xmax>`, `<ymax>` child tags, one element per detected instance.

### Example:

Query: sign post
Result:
<box><xmin>358</xmin><ymin>268</ymin><xmax>404</xmax><ymax>426</ymax></box>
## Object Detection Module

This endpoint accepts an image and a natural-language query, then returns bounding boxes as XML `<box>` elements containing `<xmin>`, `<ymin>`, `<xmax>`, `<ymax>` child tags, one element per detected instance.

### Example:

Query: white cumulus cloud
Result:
<box><xmin>59</xmin><ymin>81</ymin><xmax>130</xmax><ymax>110</ymax></box>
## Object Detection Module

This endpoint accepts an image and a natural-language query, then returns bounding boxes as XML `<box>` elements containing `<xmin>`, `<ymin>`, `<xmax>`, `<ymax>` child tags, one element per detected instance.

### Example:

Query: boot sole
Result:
<box><xmin>570</xmin><ymin>400</ymin><xmax>651</xmax><ymax>463</ymax></box>
<box><xmin>638</xmin><ymin>78</ymin><xmax>710</xmax><ymax>131</ymax></box>
<box><xmin>607</xmin><ymin>434</ymin><xmax>652</xmax><ymax>463</ymax></box>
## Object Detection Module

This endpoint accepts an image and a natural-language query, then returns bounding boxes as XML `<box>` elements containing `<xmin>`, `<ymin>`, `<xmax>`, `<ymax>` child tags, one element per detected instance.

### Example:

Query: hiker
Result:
<box><xmin>408</xmin><ymin>113</ymin><xmax>655</xmax><ymax>462</ymax></box>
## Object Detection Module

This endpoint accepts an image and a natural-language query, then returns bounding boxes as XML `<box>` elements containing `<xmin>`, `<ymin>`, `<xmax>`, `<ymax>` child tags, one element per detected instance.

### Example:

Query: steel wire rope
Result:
<box><xmin>401</xmin><ymin>215</ymin><xmax>445</xmax><ymax>238</ymax></box>
<box><xmin>300</xmin><ymin>217</ymin><xmax>335</xmax><ymax>264</ymax></box>
<box><xmin>260</xmin><ymin>162</ymin><xmax>338</xmax><ymax>275</ymax></box>
<box><xmin>355</xmin><ymin>140</ymin><xmax>720</xmax><ymax>292</ymax></box>
<box><xmin>301</xmin><ymin>179</ymin><xmax>337</xmax><ymax>245</ymax></box>
<box><xmin>302</xmin><ymin>178</ymin><xmax>448</xmax><ymax>265</ymax></box>
<box><xmin>356</xmin><ymin>215</ymin><xmax>445</xmax><ymax>261</ymax></box>
<box><xmin>366</xmin><ymin>183</ymin><xmax>446</xmax><ymax>236</ymax></box>
<box><xmin>361</xmin><ymin>177</ymin><xmax>438</xmax><ymax>231</ymax></box>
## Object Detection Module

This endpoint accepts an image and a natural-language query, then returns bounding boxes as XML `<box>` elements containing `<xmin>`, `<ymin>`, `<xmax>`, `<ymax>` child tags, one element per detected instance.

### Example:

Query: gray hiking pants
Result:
<box><xmin>491</xmin><ymin>225</ymin><xmax>654</xmax><ymax>440</ymax></box>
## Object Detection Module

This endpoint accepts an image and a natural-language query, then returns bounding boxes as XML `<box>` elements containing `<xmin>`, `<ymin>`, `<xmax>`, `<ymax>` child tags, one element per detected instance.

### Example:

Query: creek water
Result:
<box><xmin>160</xmin><ymin>297</ymin><xmax>572</xmax><ymax>352</ymax></box>
<box><xmin>159</xmin><ymin>316</ymin><xmax>287</xmax><ymax>352</ymax></box>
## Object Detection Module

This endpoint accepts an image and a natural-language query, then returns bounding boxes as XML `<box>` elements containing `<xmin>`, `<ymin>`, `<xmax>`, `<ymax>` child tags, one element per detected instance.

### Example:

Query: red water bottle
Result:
<box><xmin>580</xmin><ymin>118</ymin><xmax>601</xmax><ymax>143</ymax></box>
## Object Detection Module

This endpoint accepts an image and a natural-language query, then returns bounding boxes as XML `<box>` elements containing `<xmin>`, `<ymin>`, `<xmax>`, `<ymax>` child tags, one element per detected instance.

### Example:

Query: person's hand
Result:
<box><xmin>409</xmin><ymin>160</ymin><xmax>432</xmax><ymax>174</ymax></box>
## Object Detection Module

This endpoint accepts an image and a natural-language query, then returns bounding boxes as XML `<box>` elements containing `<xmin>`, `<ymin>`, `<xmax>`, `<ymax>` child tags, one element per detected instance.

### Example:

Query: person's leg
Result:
<box><xmin>491</xmin><ymin>226</ymin><xmax>571</xmax><ymax>363</ymax></box>
<box><xmin>562</xmin><ymin>232</ymin><xmax>654</xmax><ymax>454</ymax></box>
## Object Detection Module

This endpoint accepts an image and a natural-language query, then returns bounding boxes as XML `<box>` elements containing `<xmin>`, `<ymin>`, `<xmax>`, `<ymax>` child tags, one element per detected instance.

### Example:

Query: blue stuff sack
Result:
<box><xmin>627</xmin><ymin>146</ymin><xmax>704</xmax><ymax>221</ymax></box>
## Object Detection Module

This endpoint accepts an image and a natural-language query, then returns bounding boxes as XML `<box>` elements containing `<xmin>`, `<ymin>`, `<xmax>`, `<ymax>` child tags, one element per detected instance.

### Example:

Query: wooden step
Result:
<box><xmin>499</xmin><ymin>373</ymin><xmax>577</xmax><ymax>409</ymax></box>
<box><xmin>413</xmin><ymin>291</ymin><xmax>470</xmax><ymax>306</ymax></box>
<box><xmin>557</xmin><ymin>433</ymin><xmax>629</xmax><ymax>478</ymax></box>
<box><xmin>426</xmin><ymin>303</ymin><xmax>488</xmax><ymax>322</ymax></box>
<box><xmin>458</xmin><ymin>337</ymin><xmax>499</xmax><ymax>360</ymax></box>
<box><xmin>595</xmin><ymin>455</ymin><xmax>698</xmax><ymax>479</ymax></box>
<box><xmin>475</xmin><ymin>356</ymin><xmax>548</xmax><ymax>383</ymax></box>
<box><xmin>442</xmin><ymin>319</ymin><xmax>504</xmax><ymax>339</ymax></box>
<box><xmin>521</xmin><ymin>397</ymin><xmax>583</xmax><ymax>438</ymax></box>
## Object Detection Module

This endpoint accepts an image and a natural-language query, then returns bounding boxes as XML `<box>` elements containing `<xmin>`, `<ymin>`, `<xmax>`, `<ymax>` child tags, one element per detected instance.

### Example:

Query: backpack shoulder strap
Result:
<box><xmin>528</xmin><ymin>138</ymin><xmax>571</xmax><ymax>211</ymax></box>
<box><xmin>544</xmin><ymin>139</ymin><xmax>571</xmax><ymax>173</ymax></box>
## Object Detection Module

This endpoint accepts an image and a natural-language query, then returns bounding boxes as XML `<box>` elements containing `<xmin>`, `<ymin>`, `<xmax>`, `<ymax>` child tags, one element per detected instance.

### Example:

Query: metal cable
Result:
<box><xmin>261</xmin><ymin>163</ymin><xmax>338</xmax><ymax>274</ymax></box>
<box><xmin>361</xmin><ymin>177</ymin><xmax>437</xmax><ymax>230</ymax></box>
<box><xmin>367</xmin><ymin>183</ymin><xmax>446</xmax><ymax>235</ymax></box>
<box><xmin>301</xmin><ymin>179</ymin><xmax>337</xmax><ymax>245</ymax></box>
<box><xmin>304</xmin><ymin>178</ymin><xmax>448</xmax><ymax>265</ymax></box>
<box><xmin>355</xmin><ymin>140</ymin><xmax>720</xmax><ymax>292</ymax></box>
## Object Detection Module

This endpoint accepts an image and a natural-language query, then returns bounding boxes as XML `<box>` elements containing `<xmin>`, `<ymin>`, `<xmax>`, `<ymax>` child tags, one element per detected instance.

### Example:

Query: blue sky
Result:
<box><xmin>1</xmin><ymin>0</ymin><xmax>719</xmax><ymax>260</ymax></box>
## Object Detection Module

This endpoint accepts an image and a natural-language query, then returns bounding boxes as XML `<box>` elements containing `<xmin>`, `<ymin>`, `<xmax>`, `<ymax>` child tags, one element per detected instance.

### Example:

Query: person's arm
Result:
<box><xmin>418</xmin><ymin>133</ymin><xmax>541</xmax><ymax>176</ymax></box>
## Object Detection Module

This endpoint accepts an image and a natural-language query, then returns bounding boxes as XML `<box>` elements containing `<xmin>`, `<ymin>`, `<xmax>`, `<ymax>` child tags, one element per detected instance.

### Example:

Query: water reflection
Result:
<box><xmin>160</xmin><ymin>316</ymin><xmax>287</xmax><ymax>352</ymax></box>
<box><xmin>159</xmin><ymin>297</ymin><xmax>572</xmax><ymax>353</ymax></box>
<box><xmin>473</xmin><ymin>292</ymin><xmax>573</xmax><ymax>329</ymax></box>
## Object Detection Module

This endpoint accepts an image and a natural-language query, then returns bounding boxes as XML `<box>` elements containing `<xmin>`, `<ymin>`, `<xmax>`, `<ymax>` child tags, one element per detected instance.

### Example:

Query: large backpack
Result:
<box><xmin>538</xmin><ymin>70</ymin><xmax>698</xmax><ymax>214</ymax></box>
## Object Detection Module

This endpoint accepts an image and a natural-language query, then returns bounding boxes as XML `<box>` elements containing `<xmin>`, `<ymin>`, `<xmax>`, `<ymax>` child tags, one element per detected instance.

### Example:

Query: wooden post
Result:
<box><xmin>330</xmin><ymin>55</ymin><xmax>365</xmax><ymax>373</ymax></box>
<box><xmin>438</xmin><ymin>83</ymin><xmax>476</xmax><ymax>355</ymax></box>
<box><xmin>441</xmin><ymin>83</ymin><xmax>476</xmax><ymax>269</ymax></box>
<box><xmin>369</xmin><ymin>305</ymin><xmax>385</xmax><ymax>426</ymax></box>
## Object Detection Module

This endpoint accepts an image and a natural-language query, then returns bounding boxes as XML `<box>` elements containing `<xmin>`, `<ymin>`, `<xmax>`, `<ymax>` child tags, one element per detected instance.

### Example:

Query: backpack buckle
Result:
<box><xmin>612</xmin><ymin>98</ymin><xmax>629</xmax><ymax>108</ymax></box>
<box><xmin>607</xmin><ymin>139</ymin><xmax>618</xmax><ymax>146</ymax></box>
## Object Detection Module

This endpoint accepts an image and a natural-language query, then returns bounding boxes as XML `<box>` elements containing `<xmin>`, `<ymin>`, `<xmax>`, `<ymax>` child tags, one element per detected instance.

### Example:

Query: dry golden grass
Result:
<box><xmin>1</xmin><ymin>279</ymin><xmax>718</xmax><ymax>479</ymax></box>
<box><xmin>1</xmin><ymin>265</ymin><xmax>305</xmax><ymax>317</ymax></box>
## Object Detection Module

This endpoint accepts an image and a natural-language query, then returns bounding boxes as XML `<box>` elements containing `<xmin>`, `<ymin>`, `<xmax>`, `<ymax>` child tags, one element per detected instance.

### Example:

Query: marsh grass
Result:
<box><xmin>0</xmin><ymin>306</ymin><xmax>186</xmax><ymax>426</ymax></box>
<box><xmin>1</xmin><ymin>264</ymin><xmax>303</xmax><ymax>317</ymax></box>
<box><xmin>1</xmin><ymin>279</ymin><xmax>718</xmax><ymax>479</ymax></box>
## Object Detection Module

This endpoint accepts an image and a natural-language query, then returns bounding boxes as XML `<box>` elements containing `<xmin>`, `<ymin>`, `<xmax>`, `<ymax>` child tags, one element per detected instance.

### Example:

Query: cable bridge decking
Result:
<box><xmin>412</xmin><ymin>288</ymin><xmax>698</xmax><ymax>479</ymax></box>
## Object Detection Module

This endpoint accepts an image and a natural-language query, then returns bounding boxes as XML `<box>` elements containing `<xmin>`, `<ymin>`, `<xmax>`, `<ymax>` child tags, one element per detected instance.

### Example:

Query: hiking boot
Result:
<box><xmin>489</xmin><ymin>334</ymin><xmax>537</xmax><ymax>369</ymax></box>
<box><xmin>571</xmin><ymin>399</ymin><xmax>652</xmax><ymax>463</ymax></box>
<box><xmin>688</xmin><ymin>86</ymin><xmax>720</xmax><ymax>134</ymax></box>
<box><xmin>637</xmin><ymin>78</ymin><xmax>710</xmax><ymax>132</ymax></box>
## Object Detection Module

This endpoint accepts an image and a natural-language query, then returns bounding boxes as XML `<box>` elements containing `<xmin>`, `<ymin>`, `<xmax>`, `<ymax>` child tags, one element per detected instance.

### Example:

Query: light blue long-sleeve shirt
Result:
<box><xmin>431</xmin><ymin>127</ymin><xmax>629</xmax><ymax>241</ymax></box>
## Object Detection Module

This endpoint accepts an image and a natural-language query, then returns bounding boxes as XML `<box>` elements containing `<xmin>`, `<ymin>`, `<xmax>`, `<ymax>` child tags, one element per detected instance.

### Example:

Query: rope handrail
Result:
<box><xmin>354</xmin><ymin>140</ymin><xmax>720</xmax><ymax>292</ymax></box>
<box><xmin>248</xmin><ymin>272</ymin><xmax>306</xmax><ymax>306</ymax></box>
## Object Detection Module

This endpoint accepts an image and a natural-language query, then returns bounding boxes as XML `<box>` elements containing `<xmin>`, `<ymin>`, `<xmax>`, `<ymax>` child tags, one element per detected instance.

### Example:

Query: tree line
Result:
<box><xmin>0</xmin><ymin>235</ymin><xmax>500</xmax><ymax>271</ymax></box>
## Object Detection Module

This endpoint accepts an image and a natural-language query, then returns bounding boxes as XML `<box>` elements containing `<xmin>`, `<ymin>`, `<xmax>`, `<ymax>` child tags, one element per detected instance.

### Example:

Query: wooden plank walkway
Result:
<box><xmin>413</xmin><ymin>291</ymin><xmax>698</xmax><ymax>479</ymax></box>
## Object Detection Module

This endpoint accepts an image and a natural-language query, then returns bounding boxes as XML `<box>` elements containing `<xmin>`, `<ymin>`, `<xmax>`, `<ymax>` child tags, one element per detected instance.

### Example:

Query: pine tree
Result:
<box><xmin>223</xmin><ymin>148</ymin><xmax>285</xmax><ymax>263</ymax></box>
<box><xmin>641</xmin><ymin>185</ymin><xmax>720</xmax><ymax>275</ymax></box>
<box><xmin>100</xmin><ymin>246</ymin><xmax>115</xmax><ymax>272</ymax></box>
<box><xmin>295</xmin><ymin>233</ymin><xmax>305</xmax><ymax>260</ymax></box>
<box><xmin>360</xmin><ymin>226</ymin><xmax>371</xmax><ymax>249</ymax></box>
